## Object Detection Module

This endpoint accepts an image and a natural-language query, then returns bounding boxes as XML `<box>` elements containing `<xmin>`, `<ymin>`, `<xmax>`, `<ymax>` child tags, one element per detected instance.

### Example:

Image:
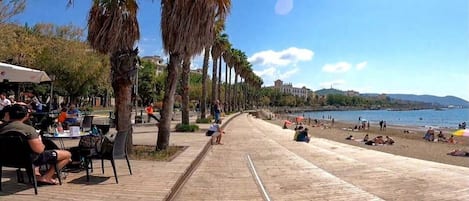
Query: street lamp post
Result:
<box><xmin>49</xmin><ymin>74</ymin><xmax>56</xmax><ymax>113</ymax></box>
<box><xmin>135</xmin><ymin>65</ymin><xmax>144</xmax><ymax>124</ymax></box>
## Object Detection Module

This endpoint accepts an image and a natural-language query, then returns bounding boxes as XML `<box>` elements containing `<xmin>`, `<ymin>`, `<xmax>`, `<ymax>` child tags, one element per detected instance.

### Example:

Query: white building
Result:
<box><xmin>141</xmin><ymin>55</ymin><xmax>167</xmax><ymax>75</ymax></box>
<box><xmin>273</xmin><ymin>79</ymin><xmax>311</xmax><ymax>99</ymax></box>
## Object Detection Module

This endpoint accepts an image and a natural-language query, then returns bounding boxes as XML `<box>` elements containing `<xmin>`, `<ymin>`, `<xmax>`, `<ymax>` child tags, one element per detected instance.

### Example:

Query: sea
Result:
<box><xmin>296</xmin><ymin>108</ymin><xmax>469</xmax><ymax>130</ymax></box>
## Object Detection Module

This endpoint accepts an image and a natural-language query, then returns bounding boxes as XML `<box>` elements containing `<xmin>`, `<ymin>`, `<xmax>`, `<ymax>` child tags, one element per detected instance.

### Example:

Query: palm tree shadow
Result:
<box><xmin>67</xmin><ymin>175</ymin><xmax>110</xmax><ymax>185</ymax></box>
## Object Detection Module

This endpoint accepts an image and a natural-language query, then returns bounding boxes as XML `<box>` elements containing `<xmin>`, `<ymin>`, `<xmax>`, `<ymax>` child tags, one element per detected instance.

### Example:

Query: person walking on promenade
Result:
<box><xmin>146</xmin><ymin>103</ymin><xmax>160</xmax><ymax>123</ymax></box>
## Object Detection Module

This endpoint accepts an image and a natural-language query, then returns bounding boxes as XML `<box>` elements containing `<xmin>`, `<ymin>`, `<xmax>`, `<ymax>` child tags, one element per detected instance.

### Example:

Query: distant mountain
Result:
<box><xmin>362</xmin><ymin>93</ymin><xmax>469</xmax><ymax>107</ymax></box>
<box><xmin>314</xmin><ymin>88</ymin><xmax>469</xmax><ymax>107</ymax></box>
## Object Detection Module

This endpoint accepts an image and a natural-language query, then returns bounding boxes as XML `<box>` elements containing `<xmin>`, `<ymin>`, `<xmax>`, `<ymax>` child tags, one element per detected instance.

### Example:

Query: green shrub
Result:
<box><xmin>175</xmin><ymin>123</ymin><xmax>199</xmax><ymax>132</ymax></box>
<box><xmin>196</xmin><ymin>118</ymin><xmax>212</xmax><ymax>123</ymax></box>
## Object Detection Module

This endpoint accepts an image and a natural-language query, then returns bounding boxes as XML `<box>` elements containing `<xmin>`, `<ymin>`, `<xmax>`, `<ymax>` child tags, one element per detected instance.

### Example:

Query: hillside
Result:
<box><xmin>315</xmin><ymin>88</ymin><xmax>469</xmax><ymax>107</ymax></box>
<box><xmin>315</xmin><ymin>88</ymin><xmax>344</xmax><ymax>96</ymax></box>
<box><xmin>361</xmin><ymin>93</ymin><xmax>469</xmax><ymax>107</ymax></box>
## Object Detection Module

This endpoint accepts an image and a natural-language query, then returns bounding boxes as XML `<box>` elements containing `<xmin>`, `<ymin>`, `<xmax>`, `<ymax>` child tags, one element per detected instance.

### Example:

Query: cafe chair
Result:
<box><xmin>0</xmin><ymin>131</ymin><xmax>61</xmax><ymax>195</ymax></box>
<box><xmin>84</xmin><ymin>130</ymin><xmax>132</xmax><ymax>184</ymax></box>
<box><xmin>81</xmin><ymin>115</ymin><xmax>94</xmax><ymax>132</ymax></box>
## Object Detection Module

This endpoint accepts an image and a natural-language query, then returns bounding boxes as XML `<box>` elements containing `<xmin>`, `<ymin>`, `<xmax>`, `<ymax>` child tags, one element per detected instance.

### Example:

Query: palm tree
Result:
<box><xmin>210</xmin><ymin>20</ymin><xmax>228</xmax><ymax>116</ymax></box>
<box><xmin>200</xmin><ymin>47</ymin><xmax>210</xmax><ymax>119</ymax></box>
<box><xmin>160</xmin><ymin>0</ymin><xmax>230</xmax><ymax>150</ymax></box>
<box><xmin>231</xmin><ymin>49</ymin><xmax>247</xmax><ymax>111</ymax></box>
<box><xmin>239</xmin><ymin>64</ymin><xmax>252</xmax><ymax>110</ymax></box>
<box><xmin>181</xmin><ymin>57</ymin><xmax>190</xmax><ymax>124</ymax></box>
<box><xmin>86</xmin><ymin>0</ymin><xmax>140</xmax><ymax>151</ymax></box>
<box><xmin>217</xmin><ymin>34</ymin><xmax>230</xmax><ymax>102</ymax></box>
<box><xmin>227</xmin><ymin>48</ymin><xmax>239</xmax><ymax>112</ymax></box>
<box><xmin>223</xmin><ymin>46</ymin><xmax>233</xmax><ymax>112</ymax></box>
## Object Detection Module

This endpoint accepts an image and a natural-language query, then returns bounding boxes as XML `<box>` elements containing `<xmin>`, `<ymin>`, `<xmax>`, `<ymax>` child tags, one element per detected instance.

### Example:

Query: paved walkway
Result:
<box><xmin>176</xmin><ymin>113</ymin><xmax>469</xmax><ymax>201</ymax></box>
<box><xmin>2</xmin><ymin>112</ymin><xmax>469</xmax><ymax>200</ymax></box>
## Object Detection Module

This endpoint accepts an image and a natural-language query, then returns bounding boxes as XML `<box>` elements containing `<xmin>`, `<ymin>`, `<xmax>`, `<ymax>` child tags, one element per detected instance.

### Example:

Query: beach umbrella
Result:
<box><xmin>452</xmin><ymin>129</ymin><xmax>469</xmax><ymax>137</ymax></box>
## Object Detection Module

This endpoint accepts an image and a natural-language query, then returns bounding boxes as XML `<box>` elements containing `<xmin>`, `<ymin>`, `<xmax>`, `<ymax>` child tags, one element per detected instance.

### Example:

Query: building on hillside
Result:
<box><xmin>272</xmin><ymin>79</ymin><xmax>311</xmax><ymax>99</ymax></box>
<box><xmin>190</xmin><ymin>68</ymin><xmax>203</xmax><ymax>74</ymax></box>
<box><xmin>345</xmin><ymin>90</ymin><xmax>360</xmax><ymax>96</ymax></box>
<box><xmin>141</xmin><ymin>55</ymin><xmax>167</xmax><ymax>75</ymax></box>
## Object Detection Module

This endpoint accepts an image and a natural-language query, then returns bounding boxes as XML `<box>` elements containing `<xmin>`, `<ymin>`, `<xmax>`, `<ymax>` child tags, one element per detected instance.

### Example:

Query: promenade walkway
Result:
<box><xmin>176</xmin><ymin>113</ymin><xmax>469</xmax><ymax>201</ymax></box>
<box><xmin>1</xmin><ymin>112</ymin><xmax>468</xmax><ymax>200</ymax></box>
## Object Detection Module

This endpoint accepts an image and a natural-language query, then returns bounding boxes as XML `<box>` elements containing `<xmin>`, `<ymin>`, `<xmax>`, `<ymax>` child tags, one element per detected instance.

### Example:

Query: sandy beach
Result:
<box><xmin>266</xmin><ymin>112</ymin><xmax>469</xmax><ymax>168</ymax></box>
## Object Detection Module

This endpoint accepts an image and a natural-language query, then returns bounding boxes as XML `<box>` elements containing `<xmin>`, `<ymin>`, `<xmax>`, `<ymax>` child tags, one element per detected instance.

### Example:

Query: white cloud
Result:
<box><xmin>253</xmin><ymin>67</ymin><xmax>276</xmax><ymax>77</ymax></box>
<box><xmin>319</xmin><ymin>80</ymin><xmax>346</xmax><ymax>88</ymax></box>
<box><xmin>275</xmin><ymin>0</ymin><xmax>294</xmax><ymax>15</ymax></box>
<box><xmin>248</xmin><ymin>47</ymin><xmax>314</xmax><ymax>67</ymax></box>
<box><xmin>253</xmin><ymin>67</ymin><xmax>299</xmax><ymax>86</ymax></box>
<box><xmin>356</xmin><ymin>61</ymin><xmax>367</xmax><ymax>70</ymax></box>
<box><xmin>322</xmin><ymin>62</ymin><xmax>352</xmax><ymax>73</ymax></box>
<box><xmin>293</xmin><ymin>82</ymin><xmax>313</xmax><ymax>89</ymax></box>
<box><xmin>279</xmin><ymin>68</ymin><xmax>299</xmax><ymax>79</ymax></box>
<box><xmin>142</xmin><ymin>37</ymin><xmax>158</xmax><ymax>42</ymax></box>
<box><xmin>139</xmin><ymin>47</ymin><xmax>145</xmax><ymax>55</ymax></box>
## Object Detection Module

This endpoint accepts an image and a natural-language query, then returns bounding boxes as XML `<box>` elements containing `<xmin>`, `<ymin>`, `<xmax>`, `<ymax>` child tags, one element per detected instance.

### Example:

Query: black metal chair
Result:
<box><xmin>81</xmin><ymin>115</ymin><xmax>94</xmax><ymax>132</ymax></box>
<box><xmin>0</xmin><ymin>131</ymin><xmax>38</xmax><ymax>194</ymax></box>
<box><xmin>84</xmin><ymin>130</ymin><xmax>132</xmax><ymax>183</ymax></box>
<box><xmin>0</xmin><ymin>131</ymin><xmax>62</xmax><ymax>195</ymax></box>
<box><xmin>94</xmin><ymin>124</ymin><xmax>110</xmax><ymax>135</ymax></box>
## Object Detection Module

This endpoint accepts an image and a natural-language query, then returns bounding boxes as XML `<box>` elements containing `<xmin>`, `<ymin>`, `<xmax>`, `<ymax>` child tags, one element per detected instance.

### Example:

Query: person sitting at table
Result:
<box><xmin>65</xmin><ymin>104</ymin><xmax>80</xmax><ymax>125</ymax></box>
<box><xmin>57</xmin><ymin>107</ymin><xmax>68</xmax><ymax>124</ymax></box>
<box><xmin>0</xmin><ymin>104</ymin><xmax>71</xmax><ymax>185</ymax></box>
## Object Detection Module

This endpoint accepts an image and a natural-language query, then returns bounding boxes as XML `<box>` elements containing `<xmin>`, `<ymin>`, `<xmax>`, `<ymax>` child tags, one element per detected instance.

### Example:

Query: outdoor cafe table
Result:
<box><xmin>43</xmin><ymin>131</ymin><xmax>91</xmax><ymax>149</ymax></box>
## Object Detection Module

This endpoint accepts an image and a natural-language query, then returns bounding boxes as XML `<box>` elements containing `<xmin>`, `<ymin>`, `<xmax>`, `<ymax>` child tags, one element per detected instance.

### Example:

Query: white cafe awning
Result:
<box><xmin>0</xmin><ymin>62</ymin><xmax>51</xmax><ymax>83</ymax></box>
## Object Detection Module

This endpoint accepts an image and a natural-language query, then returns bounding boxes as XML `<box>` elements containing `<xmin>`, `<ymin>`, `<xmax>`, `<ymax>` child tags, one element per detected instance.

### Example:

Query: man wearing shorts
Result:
<box><xmin>0</xmin><ymin>104</ymin><xmax>71</xmax><ymax>185</ymax></box>
<box><xmin>207</xmin><ymin>122</ymin><xmax>225</xmax><ymax>145</ymax></box>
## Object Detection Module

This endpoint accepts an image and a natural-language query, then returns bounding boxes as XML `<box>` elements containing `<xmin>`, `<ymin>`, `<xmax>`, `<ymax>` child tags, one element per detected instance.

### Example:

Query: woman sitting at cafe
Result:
<box><xmin>57</xmin><ymin>107</ymin><xmax>67</xmax><ymax>124</ymax></box>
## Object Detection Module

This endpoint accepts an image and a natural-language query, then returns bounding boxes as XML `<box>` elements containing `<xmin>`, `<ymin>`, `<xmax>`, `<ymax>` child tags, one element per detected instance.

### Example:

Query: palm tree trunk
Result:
<box><xmin>217</xmin><ymin>57</ymin><xmax>222</xmax><ymax>102</ymax></box>
<box><xmin>224</xmin><ymin>63</ymin><xmax>228</xmax><ymax>111</ymax></box>
<box><xmin>110</xmin><ymin>49</ymin><xmax>138</xmax><ymax>153</ymax></box>
<box><xmin>228</xmin><ymin>67</ymin><xmax>232</xmax><ymax>112</ymax></box>
<box><xmin>210</xmin><ymin>57</ymin><xmax>218</xmax><ymax>116</ymax></box>
<box><xmin>200</xmin><ymin>46</ymin><xmax>210</xmax><ymax>119</ymax></box>
<box><xmin>233</xmin><ymin>73</ymin><xmax>238</xmax><ymax>111</ymax></box>
<box><xmin>181</xmin><ymin>57</ymin><xmax>190</xmax><ymax>125</ymax></box>
<box><xmin>157</xmin><ymin>53</ymin><xmax>181</xmax><ymax>150</ymax></box>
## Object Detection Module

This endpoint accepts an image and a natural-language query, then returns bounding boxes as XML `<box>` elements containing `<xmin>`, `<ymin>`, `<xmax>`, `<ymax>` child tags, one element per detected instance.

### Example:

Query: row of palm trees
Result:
<box><xmin>199</xmin><ymin>30</ymin><xmax>263</xmax><ymax>120</ymax></box>
<box><xmin>79</xmin><ymin>0</ymin><xmax>262</xmax><ymax>151</ymax></box>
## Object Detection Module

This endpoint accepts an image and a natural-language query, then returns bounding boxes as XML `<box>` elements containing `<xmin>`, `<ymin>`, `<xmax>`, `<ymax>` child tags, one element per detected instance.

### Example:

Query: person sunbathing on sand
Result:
<box><xmin>437</xmin><ymin>131</ymin><xmax>447</xmax><ymax>142</ymax></box>
<box><xmin>385</xmin><ymin>136</ymin><xmax>395</xmax><ymax>145</ymax></box>
<box><xmin>447</xmin><ymin>149</ymin><xmax>469</xmax><ymax>157</ymax></box>
<box><xmin>447</xmin><ymin>135</ymin><xmax>457</xmax><ymax>144</ymax></box>
<box><xmin>365</xmin><ymin>136</ymin><xmax>385</xmax><ymax>146</ymax></box>
<box><xmin>345</xmin><ymin>135</ymin><xmax>354</xmax><ymax>140</ymax></box>
<box><xmin>363</xmin><ymin>134</ymin><xmax>369</xmax><ymax>142</ymax></box>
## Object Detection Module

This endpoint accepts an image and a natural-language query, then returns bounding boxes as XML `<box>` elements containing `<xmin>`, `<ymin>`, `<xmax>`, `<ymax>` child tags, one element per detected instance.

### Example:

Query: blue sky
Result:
<box><xmin>13</xmin><ymin>0</ymin><xmax>469</xmax><ymax>101</ymax></box>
